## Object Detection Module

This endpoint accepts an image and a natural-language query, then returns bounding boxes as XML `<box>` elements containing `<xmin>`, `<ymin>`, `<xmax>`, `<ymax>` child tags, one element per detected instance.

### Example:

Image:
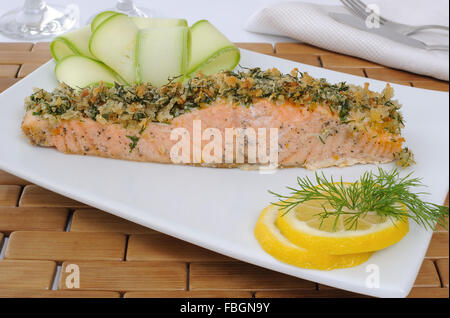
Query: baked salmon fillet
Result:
<box><xmin>21</xmin><ymin>68</ymin><xmax>414</xmax><ymax>169</ymax></box>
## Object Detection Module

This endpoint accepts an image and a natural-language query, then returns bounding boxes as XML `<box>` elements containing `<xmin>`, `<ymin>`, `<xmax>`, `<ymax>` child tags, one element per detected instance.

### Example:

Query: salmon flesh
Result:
<box><xmin>21</xmin><ymin>68</ymin><xmax>413</xmax><ymax>169</ymax></box>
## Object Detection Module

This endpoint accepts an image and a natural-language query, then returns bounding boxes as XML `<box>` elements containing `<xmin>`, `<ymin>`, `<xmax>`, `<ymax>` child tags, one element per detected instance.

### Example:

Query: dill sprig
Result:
<box><xmin>126</xmin><ymin>135</ymin><xmax>140</xmax><ymax>153</ymax></box>
<box><xmin>269</xmin><ymin>168</ymin><xmax>449</xmax><ymax>231</ymax></box>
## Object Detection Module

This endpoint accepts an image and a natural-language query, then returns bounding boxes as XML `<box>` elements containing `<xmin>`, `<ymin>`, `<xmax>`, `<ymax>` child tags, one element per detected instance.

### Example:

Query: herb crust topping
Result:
<box><xmin>26</xmin><ymin>67</ymin><xmax>404</xmax><ymax>135</ymax></box>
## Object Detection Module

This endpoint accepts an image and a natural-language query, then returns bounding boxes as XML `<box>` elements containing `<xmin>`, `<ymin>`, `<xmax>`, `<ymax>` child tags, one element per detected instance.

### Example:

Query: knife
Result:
<box><xmin>329</xmin><ymin>12</ymin><xmax>428</xmax><ymax>50</ymax></box>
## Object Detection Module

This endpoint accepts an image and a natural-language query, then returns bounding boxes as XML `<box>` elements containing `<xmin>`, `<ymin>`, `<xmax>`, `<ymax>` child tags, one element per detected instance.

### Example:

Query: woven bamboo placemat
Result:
<box><xmin>0</xmin><ymin>42</ymin><xmax>448</xmax><ymax>298</ymax></box>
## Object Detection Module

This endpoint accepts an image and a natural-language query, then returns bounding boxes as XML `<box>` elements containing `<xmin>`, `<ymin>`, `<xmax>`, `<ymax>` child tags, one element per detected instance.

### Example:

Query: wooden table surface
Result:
<box><xmin>0</xmin><ymin>42</ymin><xmax>448</xmax><ymax>298</ymax></box>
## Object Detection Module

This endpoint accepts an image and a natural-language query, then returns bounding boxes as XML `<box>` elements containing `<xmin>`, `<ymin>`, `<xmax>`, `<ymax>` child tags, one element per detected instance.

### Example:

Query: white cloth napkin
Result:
<box><xmin>245</xmin><ymin>1</ymin><xmax>449</xmax><ymax>81</ymax></box>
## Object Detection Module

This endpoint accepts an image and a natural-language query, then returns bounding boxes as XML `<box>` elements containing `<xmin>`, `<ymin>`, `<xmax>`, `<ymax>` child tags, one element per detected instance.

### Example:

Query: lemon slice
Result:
<box><xmin>255</xmin><ymin>204</ymin><xmax>372</xmax><ymax>270</ymax></box>
<box><xmin>276</xmin><ymin>198</ymin><xmax>409</xmax><ymax>255</ymax></box>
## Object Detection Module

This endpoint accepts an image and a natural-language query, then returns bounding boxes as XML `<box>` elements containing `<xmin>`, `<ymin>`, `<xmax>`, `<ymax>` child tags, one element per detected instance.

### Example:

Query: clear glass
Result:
<box><xmin>114</xmin><ymin>0</ymin><xmax>155</xmax><ymax>17</ymax></box>
<box><xmin>0</xmin><ymin>0</ymin><xmax>79</xmax><ymax>40</ymax></box>
<box><xmin>89</xmin><ymin>0</ymin><xmax>155</xmax><ymax>23</ymax></box>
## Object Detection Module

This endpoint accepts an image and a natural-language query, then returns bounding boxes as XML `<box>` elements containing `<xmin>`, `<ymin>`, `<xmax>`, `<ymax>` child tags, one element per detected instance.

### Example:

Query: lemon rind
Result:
<box><xmin>276</xmin><ymin>207</ymin><xmax>409</xmax><ymax>255</ymax></box>
<box><xmin>255</xmin><ymin>205</ymin><xmax>372</xmax><ymax>271</ymax></box>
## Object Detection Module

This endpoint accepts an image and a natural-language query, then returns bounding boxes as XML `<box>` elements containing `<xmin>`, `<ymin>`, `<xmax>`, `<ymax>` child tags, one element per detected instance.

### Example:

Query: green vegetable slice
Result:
<box><xmin>50</xmin><ymin>25</ymin><xmax>94</xmax><ymax>61</ymax></box>
<box><xmin>131</xmin><ymin>17</ymin><xmax>188</xmax><ymax>28</ymax></box>
<box><xmin>91</xmin><ymin>11</ymin><xmax>123</xmax><ymax>32</ymax></box>
<box><xmin>51</xmin><ymin>17</ymin><xmax>239</xmax><ymax>86</ymax></box>
<box><xmin>188</xmin><ymin>20</ymin><xmax>240</xmax><ymax>76</ymax></box>
<box><xmin>50</xmin><ymin>38</ymin><xmax>77</xmax><ymax>61</ymax></box>
<box><xmin>89</xmin><ymin>14</ymin><xmax>138</xmax><ymax>84</ymax></box>
<box><xmin>55</xmin><ymin>55</ymin><xmax>124</xmax><ymax>88</ymax></box>
<box><xmin>136</xmin><ymin>26</ymin><xmax>189</xmax><ymax>86</ymax></box>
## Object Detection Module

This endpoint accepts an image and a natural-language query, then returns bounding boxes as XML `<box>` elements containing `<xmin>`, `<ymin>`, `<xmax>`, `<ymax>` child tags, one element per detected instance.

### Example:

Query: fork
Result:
<box><xmin>341</xmin><ymin>0</ymin><xmax>449</xmax><ymax>36</ymax></box>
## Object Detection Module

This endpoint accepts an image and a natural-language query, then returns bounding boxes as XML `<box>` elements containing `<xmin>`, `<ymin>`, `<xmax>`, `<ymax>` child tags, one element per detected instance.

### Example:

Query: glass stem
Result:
<box><xmin>23</xmin><ymin>0</ymin><xmax>46</xmax><ymax>14</ymax></box>
<box><xmin>116</xmin><ymin>0</ymin><xmax>135</xmax><ymax>11</ymax></box>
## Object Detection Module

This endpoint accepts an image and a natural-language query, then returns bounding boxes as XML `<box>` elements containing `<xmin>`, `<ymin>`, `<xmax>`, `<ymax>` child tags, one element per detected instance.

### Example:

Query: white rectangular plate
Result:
<box><xmin>0</xmin><ymin>50</ymin><xmax>448</xmax><ymax>298</ymax></box>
